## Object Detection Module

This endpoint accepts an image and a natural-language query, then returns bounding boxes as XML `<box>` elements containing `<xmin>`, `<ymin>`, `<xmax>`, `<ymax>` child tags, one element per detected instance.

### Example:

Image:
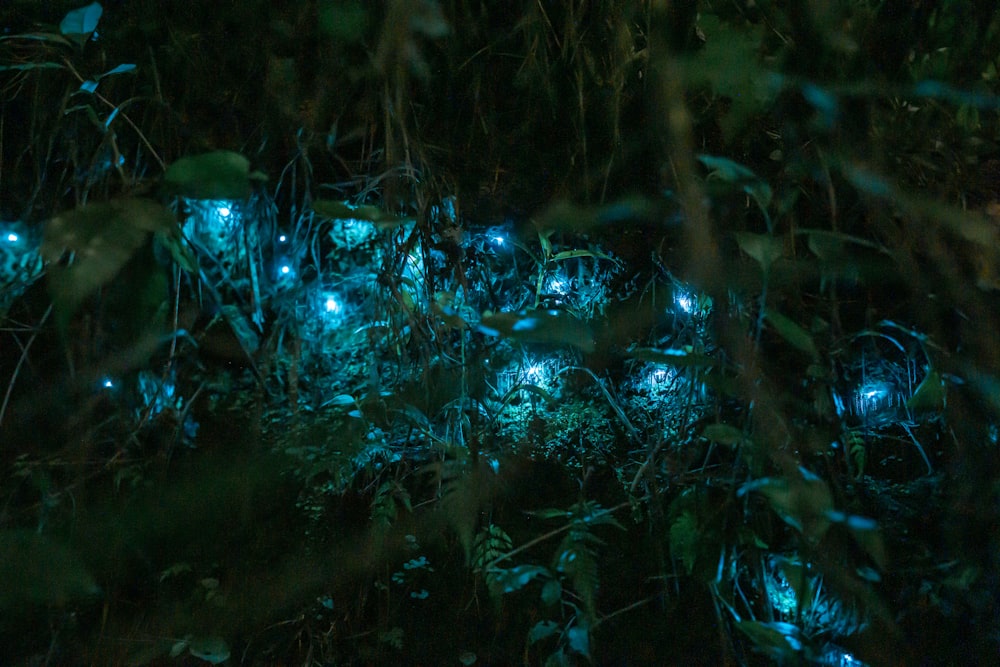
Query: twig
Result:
<box><xmin>0</xmin><ymin>304</ymin><xmax>52</xmax><ymax>429</ymax></box>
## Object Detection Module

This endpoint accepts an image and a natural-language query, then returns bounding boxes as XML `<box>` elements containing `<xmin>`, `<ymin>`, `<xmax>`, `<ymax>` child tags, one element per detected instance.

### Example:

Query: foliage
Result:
<box><xmin>1</xmin><ymin>1</ymin><xmax>1000</xmax><ymax>665</ymax></box>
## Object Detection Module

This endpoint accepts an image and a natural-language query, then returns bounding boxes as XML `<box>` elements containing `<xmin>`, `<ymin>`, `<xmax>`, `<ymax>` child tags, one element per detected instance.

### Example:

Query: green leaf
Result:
<box><xmin>0</xmin><ymin>530</ymin><xmax>100</xmax><ymax>610</ymax></box>
<box><xmin>0</xmin><ymin>62</ymin><xmax>67</xmax><ymax>71</ymax></box>
<box><xmin>740</xmin><ymin>469</ymin><xmax>834</xmax><ymax>542</ymax></box>
<box><xmin>684</xmin><ymin>15</ymin><xmax>773</xmax><ymax>137</ymax></box>
<box><xmin>543</xmin><ymin>648</ymin><xmax>571</xmax><ymax>667</ymax></box>
<box><xmin>734</xmin><ymin>231</ymin><xmax>784</xmax><ymax>272</ymax></box>
<box><xmin>528</xmin><ymin>507</ymin><xmax>571</xmax><ymax>520</ymax></box>
<box><xmin>188</xmin><ymin>636</ymin><xmax>230</xmax><ymax>664</ymax></box>
<box><xmin>540</xmin><ymin>578</ymin><xmax>562</xmax><ymax>606</ymax></box>
<box><xmin>735</xmin><ymin>621</ymin><xmax>803</xmax><ymax>659</ymax></box>
<box><xmin>798</xmin><ymin>229</ymin><xmax>887</xmax><ymax>256</ymax></box>
<box><xmin>566</xmin><ymin>625</ymin><xmax>590</xmax><ymax>658</ymax></box>
<box><xmin>154</xmin><ymin>228</ymin><xmax>198</xmax><ymax>272</ymax></box>
<box><xmin>43</xmin><ymin>199</ymin><xmax>175</xmax><ymax>333</ymax></box>
<box><xmin>764</xmin><ymin>310</ymin><xmax>819</xmax><ymax>359</ymax></box>
<box><xmin>169</xmin><ymin>639</ymin><xmax>188</xmax><ymax>658</ymax></box>
<box><xmin>669</xmin><ymin>511</ymin><xmax>699</xmax><ymax>574</ymax></box>
<box><xmin>528</xmin><ymin>620</ymin><xmax>561</xmax><ymax>644</ymax></box>
<box><xmin>327</xmin><ymin>394</ymin><xmax>357</xmax><ymax>407</ymax></box>
<box><xmin>486</xmin><ymin>564</ymin><xmax>550</xmax><ymax>595</ymax></box>
<box><xmin>550</xmin><ymin>249</ymin><xmax>619</xmax><ymax>263</ymax></box>
<box><xmin>478</xmin><ymin>309</ymin><xmax>594</xmax><ymax>352</ymax></box>
<box><xmin>701</xmin><ymin>423</ymin><xmax>743</xmax><ymax>447</ymax></box>
<box><xmin>845</xmin><ymin>516</ymin><xmax>886</xmax><ymax>571</ymax></box>
<box><xmin>534</xmin><ymin>196</ymin><xmax>659</xmax><ymax>233</ymax></box>
<box><xmin>99</xmin><ymin>63</ymin><xmax>137</xmax><ymax>82</ymax></box>
<box><xmin>906</xmin><ymin>369</ymin><xmax>946</xmax><ymax>412</ymax></box>
<box><xmin>629</xmin><ymin>346</ymin><xmax>719</xmax><ymax>367</ymax></box>
<box><xmin>217</xmin><ymin>304</ymin><xmax>260</xmax><ymax>356</ymax></box>
<box><xmin>60</xmin><ymin>2</ymin><xmax>103</xmax><ymax>39</ymax></box>
<box><xmin>698</xmin><ymin>154</ymin><xmax>772</xmax><ymax>212</ymax></box>
<box><xmin>0</xmin><ymin>32</ymin><xmax>73</xmax><ymax>46</ymax></box>
<box><xmin>164</xmin><ymin>151</ymin><xmax>253</xmax><ymax>200</ymax></box>
<box><xmin>313</xmin><ymin>199</ymin><xmax>413</xmax><ymax>229</ymax></box>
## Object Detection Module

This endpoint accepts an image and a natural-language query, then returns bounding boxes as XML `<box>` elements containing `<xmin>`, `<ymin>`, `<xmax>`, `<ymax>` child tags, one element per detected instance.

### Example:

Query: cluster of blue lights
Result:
<box><xmin>494</xmin><ymin>356</ymin><xmax>562</xmax><ymax>396</ymax></box>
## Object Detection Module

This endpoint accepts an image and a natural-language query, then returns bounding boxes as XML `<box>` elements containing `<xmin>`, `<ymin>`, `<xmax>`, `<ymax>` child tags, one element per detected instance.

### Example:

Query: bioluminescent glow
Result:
<box><xmin>182</xmin><ymin>199</ymin><xmax>244</xmax><ymax>260</ymax></box>
<box><xmin>546</xmin><ymin>276</ymin><xmax>569</xmax><ymax>295</ymax></box>
<box><xmin>323</xmin><ymin>294</ymin><xmax>342</xmax><ymax>315</ymax></box>
<box><xmin>645</xmin><ymin>367</ymin><xmax>675</xmax><ymax>391</ymax></box>
<box><xmin>674</xmin><ymin>291</ymin><xmax>695</xmax><ymax>314</ymax></box>
<box><xmin>852</xmin><ymin>381</ymin><xmax>895</xmax><ymax>417</ymax></box>
<box><xmin>102</xmin><ymin>378</ymin><xmax>114</xmax><ymax>389</ymax></box>
<box><xmin>494</xmin><ymin>357</ymin><xmax>561</xmax><ymax>395</ymax></box>
<box><xmin>525</xmin><ymin>363</ymin><xmax>548</xmax><ymax>384</ymax></box>
<box><xmin>766</xmin><ymin>567</ymin><xmax>800</xmax><ymax>616</ymax></box>
<box><xmin>670</xmin><ymin>283</ymin><xmax>712</xmax><ymax>319</ymax></box>
<box><xmin>274</xmin><ymin>260</ymin><xmax>299</xmax><ymax>284</ymax></box>
<box><xmin>5</xmin><ymin>232</ymin><xmax>17</xmax><ymax>243</ymax></box>
<box><xmin>278</xmin><ymin>234</ymin><xmax>287</xmax><ymax>243</ymax></box>
<box><xmin>491</xmin><ymin>235</ymin><xmax>505</xmax><ymax>246</ymax></box>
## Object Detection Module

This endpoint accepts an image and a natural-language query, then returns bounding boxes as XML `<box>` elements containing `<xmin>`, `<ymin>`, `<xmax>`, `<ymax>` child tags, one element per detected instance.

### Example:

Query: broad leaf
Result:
<box><xmin>478</xmin><ymin>309</ymin><xmax>594</xmax><ymax>352</ymax></box>
<box><xmin>629</xmin><ymin>346</ymin><xmax>718</xmax><ymax>367</ymax></box>
<box><xmin>740</xmin><ymin>468</ymin><xmax>834</xmax><ymax>542</ymax></box>
<box><xmin>698</xmin><ymin>154</ymin><xmax>772</xmax><ymax>212</ymax></box>
<box><xmin>736</xmin><ymin>621</ymin><xmax>803</xmax><ymax>659</ymax></box>
<box><xmin>60</xmin><ymin>2</ymin><xmax>103</xmax><ymax>40</ymax></box>
<box><xmin>534</xmin><ymin>196</ymin><xmax>660</xmax><ymax>233</ymax></box>
<box><xmin>0</xmin><ymin>530</ymin><xmax>100</xmax><ymax>609</ymax></box>
<box><xmin>188</xmin><ymin>636</ymin><xmax>230</xmax><ymax>664</ymax></box>
<box><xmin>540</xmin><ymin>578</ymin><xmax>562</xmax><ymax>606</ymax></box>
<box><xmin>313</xmin><ymin>199</ymin><xmax>413</xmax><ymax>229</ymax></box>
<box><xmin>566</xmin><ymin>625</ymin><xmax>590</xmax><ymax>658</ymax></box>
<box><xmin>701</xmin><ymin>423</ymin><xmax>743</xmax><ymax>447</ymax></box>
<box><xmin>669</xmin><ymin>511</ymin><xmax>699</xmax><ymax>574</ymax></box>
<box><xmin>734</xmin><ymin>231</ymin><xmax>784</xmax><ymax>272</ymax></box>
<box><xmin>764</xmin><ymin>310</ymin><xmax>819</xmax><ymax>359</ymax></box>
<box><xmin>164</xmin><ymin>151</ymin><xmax>253</xmax><ymax>200</ymax></box>
<box><xmin>528</xmin><ymin>620</ymin><xmax>561</xmax><ymax>644</ymax></box>
<box><xmin>43</xmin><ymin>199</ymin><xmax>175</xmax><ymax>332</ymax></box>
<box><xmin>487</xmin><ymin>564</ymin><xmax>550</xmax><ymax>595</ymax></box>
<box><xmin>906</xmin><ymin>369</ymin><xmax>946</xmax><ymax>412</ymax></box>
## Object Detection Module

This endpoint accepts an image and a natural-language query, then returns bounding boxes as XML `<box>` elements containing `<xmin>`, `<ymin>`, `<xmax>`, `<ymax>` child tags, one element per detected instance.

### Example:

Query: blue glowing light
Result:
<box><xmin>547</xmin><ymin>277</ymin><xmax>569</xmax><ymax>295</ymax></box>
<box><xmin>646</xmin><ymin>368</ymin><xmax>673</xmax><ymax>390</ymax></box>
<box><xmin>526</xmin><ymin>364</ymin><xmax>546</xmax><ymax>382</ymax></box>
<box><xmin>280</xmin><ymin>265</ymin><xmax>291</xmax><ymax>275</ymax></box>
<box><xmin>5</xmin><ymin>232</ymin><xmax>17</xmax><ymax>243</ymax></box>
<box><xmin>675</xmin><ymin>291</ymin><xmax>695</xmax><ymax>314</ymax></box>
<box><xmin>102</xmin><ymin>378</ymin><xmax>114</xmax><ymax>389</ymax></box>
<box><xmin>278</xmin><ymin>234</ymin><xmax>287</xmax><ymax>243</ymax></box>
<box><xmin>216</xmin><ymin>205</ymin><xmax>231</xmax><ymax>218</ymax></box>
<box><xmin>853</xmin><ymin>381</ymin><xmax>893</xmax><ymax>417</ymax></box>
<box><xmin>324</xmin><ymin>295</ymin><xmax>342</xmax><ymax>314</ymax></box>
<box><xmin>492</xmin><ymin>235</ymin><xmax>505</xmax><ymax>246</ymax></box>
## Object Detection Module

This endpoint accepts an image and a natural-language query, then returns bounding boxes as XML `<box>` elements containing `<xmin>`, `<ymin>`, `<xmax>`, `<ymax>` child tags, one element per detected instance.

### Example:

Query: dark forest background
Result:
<box><xmin>2</xmin><ymin>1</ymin><xmax>1000</xmax><ymax>665</ymax></box>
